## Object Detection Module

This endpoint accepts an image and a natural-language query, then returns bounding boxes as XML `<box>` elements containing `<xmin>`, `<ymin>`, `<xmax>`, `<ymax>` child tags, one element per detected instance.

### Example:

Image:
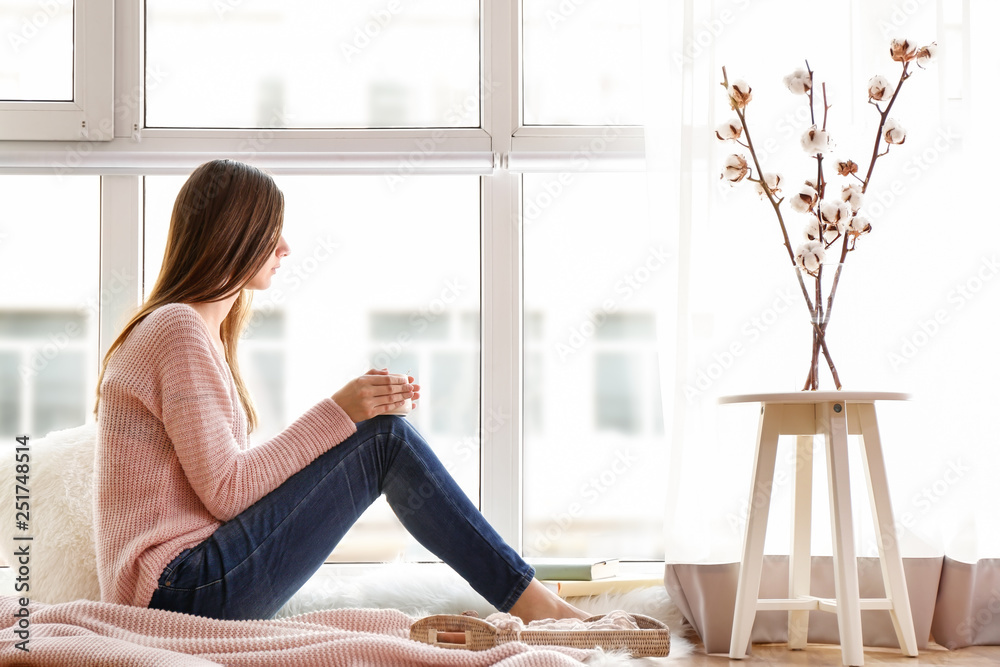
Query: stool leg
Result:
<box><xmin>856</xmin><ymin>403</ymin><xmax>919</xmax><ymax>657</ymax></box>
<box><xmin>788</xmin><ymin>434</ymin><xmax>814</xmax><ymax>649</ymax></box>
<box><xmin>730</xmin><ymin>403</ymin><xmax>782</xmax><ymax>659</ymax></box>
<box><xmin>820</xmin><ymin>401</ymin><xmax>864</xmax><ymax>667</ymax></box>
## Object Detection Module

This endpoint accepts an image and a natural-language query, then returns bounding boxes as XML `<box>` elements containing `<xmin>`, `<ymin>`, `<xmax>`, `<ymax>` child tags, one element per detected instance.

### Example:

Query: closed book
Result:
<box><xmin>556</xmin><ymin>576</ymin><xmax>664</xmax><ymax>598</ymax></box>
<box><xmin>528</xmin><ymin>558</ymin><xmax>619</xmax><ymax>581</ymax></box>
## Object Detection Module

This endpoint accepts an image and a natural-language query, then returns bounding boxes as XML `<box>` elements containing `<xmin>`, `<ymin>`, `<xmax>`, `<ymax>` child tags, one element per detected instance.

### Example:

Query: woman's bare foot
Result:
<box><xmin>507</xmin><ymin>579</ymin><xmax>590</xmax><ymax>624</ymax></box>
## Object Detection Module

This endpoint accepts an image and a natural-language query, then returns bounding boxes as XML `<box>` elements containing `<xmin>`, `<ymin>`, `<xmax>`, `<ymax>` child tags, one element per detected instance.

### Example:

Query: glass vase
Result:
<box><xmin>792</xmin><ymin>262</ymin><xmax>847</xmax><ymax>391</ymax></box>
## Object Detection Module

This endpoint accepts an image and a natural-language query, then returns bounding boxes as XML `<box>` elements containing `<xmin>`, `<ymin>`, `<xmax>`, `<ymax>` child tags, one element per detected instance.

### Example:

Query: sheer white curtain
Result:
<box><xmin>643</xmin><ymin>0</ymin><xmax>1000</xmax><ymax>651</ymax></box>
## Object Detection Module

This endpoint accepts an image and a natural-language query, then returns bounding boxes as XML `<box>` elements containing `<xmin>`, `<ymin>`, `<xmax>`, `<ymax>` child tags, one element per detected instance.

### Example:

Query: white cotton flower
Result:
<box><xmin>836</xmin><ymin>160</ymin><xmax>859</xmax><ymax>177</ymax></box>
<box><xmin>789</xmin><ymin>184</ymin><xmax>818</xmax><ymax>214</ymax></box>
<box><xmin>890</xmin><ymin>38</ymin><xmax>917</xmax><ymax>63</ymax></box>
<box><xmin>820</xmin><ymin>200</ymin><xmax>851</xmax><ymax>225</ymax></box>
<box><xmin>841</xmin><ymin>184</ymin><xmax>864</xmax><ymax>213</ymax></box>
<box><xmin>728</xmin><ymin>80</ymin><xmax>752</xmax><ymax>109</ymax></box>
<box><xmin>783</xmin><ymin>69</ymin><xmax>812</xmax><ymax>95</ymax></box>
<box><xmin>804</xmin><ymin>218</ymin><xmax>821</xmax><ymax>242</ymax></box>
<box><xmin>849</xmin><ymin>215</ymin><xmax>872</xmax><ymax>235</ymax></box>
<box><xmin>721</xmin><ymin>154</ymin><xmax>749</xmax><ymax>182</ymax></box>
<box><xmin>801</xmin><ymin>126</ymin><xmax>831</xmax><ymax>155</ymax></box>
<box><xmin>883</xmin><ymin>119</ymin><xmax>906</xmax><ymax>145</ymax></box>
<box><xmin>795</xmin><ymin>241</ymin><xmax>825</xmax><ymax>273</ymax></box>
<box><xmin>755</xmin><ymin>172</ymin><xmax>782</xmax><ymax>198</ymax></box>
<box><xmin>867</xmin><ymin>75</ymin><xmax>894</xmax><ymax>102</ymax></box>
<box><xmin>916</xmin><ymin>42</ymin><xmax>938</xmax><ymax>67</ymax></box>
<box><xmin>819</xmin><ymin>201</ymin><xmax>850</xmax><ymax>244</ymax></box>
<box><xmin>715</xmin><ymin>119</ymin><xmax>743</xmax><ymax>141</ymax></box>
<box><xmin>821</xmin><ymin>219</ymin><xmax>845</xmax><ymax>244</ymax></box>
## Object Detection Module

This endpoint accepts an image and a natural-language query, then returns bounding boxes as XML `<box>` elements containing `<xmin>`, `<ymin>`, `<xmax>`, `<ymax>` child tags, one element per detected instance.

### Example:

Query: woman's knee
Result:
<box><xmin>358</xmin><ymin>414</ymin><xmax>420</xmax><ymax>443</ymax></box>
<box><xmin>343</xmin><ymin>415</ymin><xmax>421</xmax><ymax>464</ymax></box>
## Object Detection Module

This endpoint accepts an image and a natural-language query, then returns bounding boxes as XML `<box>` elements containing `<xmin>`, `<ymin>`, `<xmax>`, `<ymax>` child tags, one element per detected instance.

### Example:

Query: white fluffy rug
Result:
<box><xmin>276</xmin><ymin>562</ymin><xmax>692</xmax><ymax>665</ymax></box>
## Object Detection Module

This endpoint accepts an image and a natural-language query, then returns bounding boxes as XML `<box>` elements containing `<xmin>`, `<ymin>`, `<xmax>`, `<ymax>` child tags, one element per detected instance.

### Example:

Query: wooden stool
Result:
<box><xmin>720</xmin><ymin>392</ymin><xmax>918</xmax><ymax>667</ymax></box>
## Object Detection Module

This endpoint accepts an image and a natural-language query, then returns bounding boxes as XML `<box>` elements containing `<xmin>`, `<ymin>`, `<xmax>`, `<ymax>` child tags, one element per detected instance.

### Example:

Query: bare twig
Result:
<box><xmin>819</xmin><ymin>61</ymin><xmax>913</xmax><ymax>366</ymax></box>
<box><xmin>861</xmin><ymin>63</ymin><xmax>911</xmax><ymax>193</ymax></box>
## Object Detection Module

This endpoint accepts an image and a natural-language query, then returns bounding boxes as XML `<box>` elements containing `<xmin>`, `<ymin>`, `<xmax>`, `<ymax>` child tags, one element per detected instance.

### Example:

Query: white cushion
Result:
<box><xmin>0</xmin><ymin>423</ymin><xmax>101</xmax><ymax>603</ymax></box>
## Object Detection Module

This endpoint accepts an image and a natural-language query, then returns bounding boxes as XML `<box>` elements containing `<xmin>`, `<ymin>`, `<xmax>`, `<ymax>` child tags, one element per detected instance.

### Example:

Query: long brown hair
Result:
<box><xmin>93</xmin><ymin>159</ymin><xmax>285</xmax><ymax>433</ymax></box>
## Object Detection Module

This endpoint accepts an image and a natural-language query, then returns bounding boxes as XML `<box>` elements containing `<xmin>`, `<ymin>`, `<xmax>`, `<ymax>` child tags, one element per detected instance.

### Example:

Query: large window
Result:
<box><xmin>0</xmin><ymin>176</ymin><xmax>100</xmax><ymax>439</ymax></box>
<box><xmin>522</xmin><ymin>173</ymin><xmax>664</xmax><ymax>559</ymax></box>
<box><xmin>0</xmin><ymin>0</ymin><xmax>74</xmax><ymax>101</ymax></box>
<box><xmin>145</xmin><ymin>0</ymin><xmax>480</xmax><ymax>128</ymax></box>
<box><xmin>0</xmin><ymin>1</ymin><xmax>659</xmax><ymax>564</ymax></box>
<box><xmin>522</xmin><ymin>0</ymin><xmax>642</xmax><ymax>125</ymax></box>
<box><xmin>0</xmin><ymin>0</ymin><xmax>112</xmax><ymax>140</ymax></box>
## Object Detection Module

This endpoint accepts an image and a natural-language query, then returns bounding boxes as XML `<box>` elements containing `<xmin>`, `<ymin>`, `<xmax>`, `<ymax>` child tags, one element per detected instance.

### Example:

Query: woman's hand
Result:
<box><xmin>365</xmin><ymin>368</ymin><xmax>421</xmax><ymax>406</ymax></box>
<box><xmin>331</xmin><ymin>368</ymin><xmax>421</xmax><ymax>422</ymax></box>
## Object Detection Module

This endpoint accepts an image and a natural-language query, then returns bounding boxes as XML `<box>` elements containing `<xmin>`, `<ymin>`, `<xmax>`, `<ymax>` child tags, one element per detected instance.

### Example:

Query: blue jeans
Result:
<box><xmin>147</xmin><ymin>416</ymin><xmax>535</xmax><ymax>620</ymax></box>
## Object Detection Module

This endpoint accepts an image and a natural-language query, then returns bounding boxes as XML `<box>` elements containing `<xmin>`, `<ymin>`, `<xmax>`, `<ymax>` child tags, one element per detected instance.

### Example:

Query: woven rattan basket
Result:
<box><xmin>409</xmin><ymin>613</ymin><xmax>670</xmax><ymax>657</ymax></box>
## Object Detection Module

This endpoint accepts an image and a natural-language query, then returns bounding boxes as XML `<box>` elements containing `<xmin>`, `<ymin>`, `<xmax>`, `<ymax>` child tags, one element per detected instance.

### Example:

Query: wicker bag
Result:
<box><xmin>409</xmin><ymin>612</ymin><xmax>670</xmax><ymax>657</ymax></box>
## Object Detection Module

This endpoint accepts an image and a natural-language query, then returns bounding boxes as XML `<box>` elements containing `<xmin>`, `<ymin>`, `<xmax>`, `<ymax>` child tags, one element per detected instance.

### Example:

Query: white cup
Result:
<box><xmin>384</xmin><ymin>373</ymin><xmax>412</xmax><ymax>416</ymax></box>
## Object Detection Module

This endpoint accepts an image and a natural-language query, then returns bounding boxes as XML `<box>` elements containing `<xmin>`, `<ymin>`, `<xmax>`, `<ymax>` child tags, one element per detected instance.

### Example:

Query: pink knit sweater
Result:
<box><xmin>95</xmin><ymin>303</ymin><xmax>357</xmax><ymax>609</ymax></box>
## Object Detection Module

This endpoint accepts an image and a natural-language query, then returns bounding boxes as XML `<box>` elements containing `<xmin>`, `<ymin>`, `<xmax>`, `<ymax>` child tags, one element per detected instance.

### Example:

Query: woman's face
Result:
<box><xmin>245</xmin><ymin>234</ymin><xmax>290</xmax><ymax>291</ymax></box>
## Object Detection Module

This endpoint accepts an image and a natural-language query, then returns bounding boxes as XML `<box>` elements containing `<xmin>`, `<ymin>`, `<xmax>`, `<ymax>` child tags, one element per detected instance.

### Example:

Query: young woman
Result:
<box><xmin>92</xmin><ymin>159</ymin><xmax>588</xmax><ymax>623</ymax></box>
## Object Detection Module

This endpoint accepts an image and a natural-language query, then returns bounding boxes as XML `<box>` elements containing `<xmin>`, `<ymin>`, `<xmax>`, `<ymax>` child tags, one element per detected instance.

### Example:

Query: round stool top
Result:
<box><xmin>718</xmin><ymin>390</ymin><xmax>910</xmax><ymax>405</ymax></box>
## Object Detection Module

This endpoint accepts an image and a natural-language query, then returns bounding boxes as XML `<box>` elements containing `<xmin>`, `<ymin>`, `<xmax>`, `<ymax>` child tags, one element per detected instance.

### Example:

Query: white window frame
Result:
<box><xmin>0</xmin><ymin>0</ymin><xmax>646</xmax><ymax>555</ymax></box>
<box><xmin>0</xmin><ymin>0</ymin><xmax>114</xmax><ymax>141</ymax></box>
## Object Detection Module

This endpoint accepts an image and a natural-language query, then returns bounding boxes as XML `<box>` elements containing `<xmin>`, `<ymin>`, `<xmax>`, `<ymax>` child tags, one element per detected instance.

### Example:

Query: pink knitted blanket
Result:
<box><xmin>0</xmin><ymin>596</ymin><xmax>593</xmax><ymax>666</ymax></box>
